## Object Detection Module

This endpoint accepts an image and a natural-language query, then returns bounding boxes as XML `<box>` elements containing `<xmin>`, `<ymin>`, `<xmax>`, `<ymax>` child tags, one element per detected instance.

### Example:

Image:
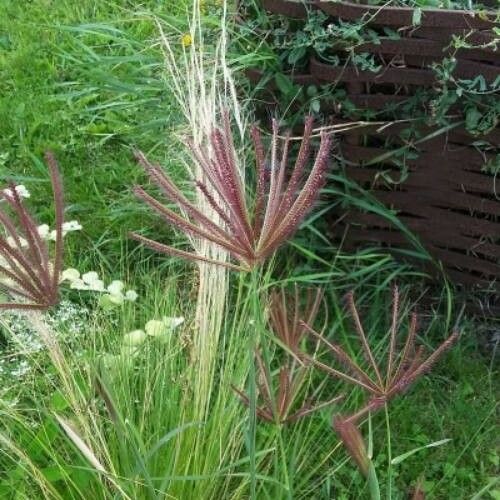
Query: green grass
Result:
<box><xmin>0</xmin><ymin>1</ymin><xmax>498</xmax><ymax>499</ymax></box>
<box><xmin>0</xmin><ymin>262</ymin><xmax>497</xmax><ymax>498</ymax></box>
<box><xmin>0</xmin><ymin>0</ymin><xmax>193</xmax><ymax>268</ymax></box>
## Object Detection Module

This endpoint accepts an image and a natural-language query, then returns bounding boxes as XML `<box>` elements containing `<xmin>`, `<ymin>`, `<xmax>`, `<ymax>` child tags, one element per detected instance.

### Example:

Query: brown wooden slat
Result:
<box><xmin>400</xmin><ymin>168</ymin><xmax>495</xmax><ymax>194</ymax></box>
<box><xmin>344</xmin><ymin>165</ymin><xmax>499</xmax><ymax>197</ymax></box>
<box><xmin>261</xmin><ymin>0</ymin><xmax>308</xmax><ymax>18</ymax></box>
<box><xmin>430</xmin><ymin>246</ymin><xmax>500</xmax><ymax>277</ymax></box>
<box><xmin>342</xmin><ymin>226</ymin><xmax>410</xmax><ymax>246</ymax></box>
<box><xmin>399</xmin><ymin>207</ymin><xmax>500</xmax><ymax>238</ymax></box>
<box><xmin>342</xmin><ymin>207</ymin><xmax>500</xmax><ymax>238</ymax></box>
<box><xmin>407</xmin><ymin>27</ymin><xmax>497</xmax><ymax>46</ymax></box>
<box><xmin>355</xmin><ymin>38</ymin><xmax>447</xmax><ymax>58</ymax></box>
<box><xmin>310</xmin><ymin>57</ymin><xmax>436</xmax><ymax>85</ymax></box>
<box><xmin>315</xmin><ymin>0</ymin><xmax>497</xmax><ymax>29</ymax></box>
<box><xmin>245</xmin><ymin>68</ymin><xmax>318</xmax><ymax>87</ymax></box>
<box><xmin>348</xmin><ymin>94</ymin><xmax>410</xmax><ymax>109</ymax></box>
<box><xmin>340</xmin><ymin>215</ymin><xmax>500</xmax><ymax>276</ymax></box>
<box><xmin>341</xmin><ymin>214</ymin><xmax>500</xmax><ymax>261</ymax></box>
<box><xmin>453</xmin><ymin>59</ymin><xmax>500</xmax><ymax>82</ymax></box>
<box><xmin>335</xmin><ymin>121</ymin><xmax>500</xmax><ymax>147</ymax></box>
<box><xmin>443</xmin><ymin>268</ymin><xmax>493</xmax><ymax>287</ymax></box>
<box><xmin>374</xmin><ymin>189</ymin><xmax>500</xmax><ymax>218</ymax></box>
<box><xmin>456</xmin><ymin>48</ymin><xmax>500</xmax><ymax>63</ymax></box>
<box><xmin>340</xmin><ymin>144</ymin><xmax>496</xmax><ymax>174</ymax></box>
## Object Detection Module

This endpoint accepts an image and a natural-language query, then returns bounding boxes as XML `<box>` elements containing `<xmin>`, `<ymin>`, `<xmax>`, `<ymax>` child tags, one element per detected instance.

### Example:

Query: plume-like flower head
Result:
<box><xmin>269</xmin><ymin>285</ymin><xmax>325</xmax><ymax>353</ymax></box>
<box><xmin>333</xmin><ymin>415</ymin><xmax>371</xmax><ymax>477</ymax></box>
<box><xmin>0</xmin><ymin>152</ymin><xmax>64</xmax><ymax>310</ymax></box>
<box><xmin>131</xmin><ymin>114</ymin><xmax>332</xmax><ymax>270</ymax></box>
<box><xmin>300</xmin><ymin>286</ymin><xmax>459</xmax><ymax>424</ymax></box>
<box><xmin>232</xmin><ymin>350</ymin><xmax>342</xmax><ymax>425</ymax></box>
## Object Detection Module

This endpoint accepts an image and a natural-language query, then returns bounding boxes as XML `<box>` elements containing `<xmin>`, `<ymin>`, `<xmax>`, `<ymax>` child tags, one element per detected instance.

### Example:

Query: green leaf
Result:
<box><xmin>288</xmin><ymin>46</ymin><xmax>306</xmax><ymax>65</ymax></box>
<box><xmin>306</xmin><ymin>85</ymin><xmax>318</xmax><ymax>97</ymax></box>
<box><xmin>40</xmin><ymin>466</ymin><xmax>67</xmax><ymax>483</ymax></box>
<box><xmin>367</xmin><ymin>462</ymin><xmax>380</xmax><ymax>500</ymax></box>
<box><xmin>274</xmin><ymin>73</ymin><xmax>294</xmax><ymax>96</ymax></box>
<box><xmin>465</xmin><ymin>107</ymin><xmax>483</xmax><ymax>132</ymax></box>
<box><xmin>310</xmin><ymin>99</ymin><xmax>321</xmax><ymax>113</ymax></box>
<box><xmin>391</xmin><ymin>438</ymin><xmax>452</xmax><ymax>465</ymax></box>
<box><xmin>412</xmin><ymin>8</ymin><xmax>422</xmax><ymax>26</ymax></box>
<box><xmin>50</xmin><ymin>390</ymin><xmax>70</xmax><ymax>411</ymax></box>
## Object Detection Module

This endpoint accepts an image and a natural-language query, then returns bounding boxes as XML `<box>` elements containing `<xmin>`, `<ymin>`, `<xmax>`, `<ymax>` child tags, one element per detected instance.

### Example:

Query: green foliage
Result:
<box><xmin>0</xmin><ymin>0</ymin><xmax>191</xmax><ymax>268</ymax></box>
<box><xmin>0</xmin><ymin>1</ymin><xmax>498</xmax><ymax>499</ymax></box>
<box><xmin>235</xmin><ymin>0</ymin><xmax>499</xmax><ymax>139</ymax></box>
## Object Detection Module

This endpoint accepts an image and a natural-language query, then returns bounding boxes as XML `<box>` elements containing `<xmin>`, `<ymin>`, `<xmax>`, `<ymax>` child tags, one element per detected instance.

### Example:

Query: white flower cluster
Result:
<box><xmin>39</xmin><ymin>220</ymin><xmax>83</xmax><ymax>241</ymax></box>
<box><xmin>60</xmin><ymin>269</ymin><xmax>138</xmax><ymax>306</ymax></box>
<box><xmin>2</xmin><ymin>184</ymin><xmax>30</xmax><ymax>200</ymax></box>
<box><xmin>0</xmin><ymin>182</ymin><xmax>81</xmax><ymax>242</ymax></box>
<box><xmin>0</xmin><ymin>357</ymin><xmax>30</xmax><ymax>379</ymax></box>
<box><xmin>46</xmin><ymin>300</ymin><xmax>90</xmax><ymax>339</ymax></box>
<box><xmin>101</xmin><ymin>316</ymin><xmax>184</xmax><ymax>368</ymax></box>
<box><xmin>2</xmin><ymin>221</ymin><xmax>82</xmax><ymax>250</ymax></box>
<box><xmin>1</xmin><ymin>313</ymin><xmax>44</xmax><ymax>354</ymax></box>
<box><xmin>0</xmin><ymin>300</ymin><xmax>89</xmax><ymax>385</ymax></box>
<box><xmin>9</xmin><ymin>359</ymin><xmax>30</xmax><ymax>378</ymax></box>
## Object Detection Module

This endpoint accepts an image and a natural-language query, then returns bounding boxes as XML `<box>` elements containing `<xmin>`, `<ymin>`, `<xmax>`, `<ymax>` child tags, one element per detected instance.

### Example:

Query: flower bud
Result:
<box><xmin>333</xmin><ymin>415</ymin><xmax>370</xmax><ymax>477</ymax></box>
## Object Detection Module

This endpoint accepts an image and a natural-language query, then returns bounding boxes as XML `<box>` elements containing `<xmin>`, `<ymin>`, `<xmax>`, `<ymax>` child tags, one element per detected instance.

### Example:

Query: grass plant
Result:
<box><xmin>0</xmin><ymin>1</ymin><xmax>498</xmax><ymax>499</ymax></box>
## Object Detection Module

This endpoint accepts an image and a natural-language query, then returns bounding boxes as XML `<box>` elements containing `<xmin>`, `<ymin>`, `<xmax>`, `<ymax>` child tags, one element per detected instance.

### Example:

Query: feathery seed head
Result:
<box><xmin>301</xmin><ymin>286</ymin><xmax>459</xmax><ymax>424</ymax></box>
<box><xmin>333</xmin><ymin>415</ymin><xmax>371</xmax><ymax>477</ymax></box>
<box><xmin>131</xmin><ymin>112</ymin><xmax>332</xmax><ymax>270</ymax></box>
<box><xmin>269</xmin><ymin>285</ymin><xmax>325</xmax><ymax>353</ymax></box>
<box><xmin>0</xmin><ymin>152</ymin><xmax>65</xmax><ymax>310</ymax></box>
<box><xmin>232</xmin><ymin>350</ymin><xmax>342</xmax><ymax>425</ymax></box>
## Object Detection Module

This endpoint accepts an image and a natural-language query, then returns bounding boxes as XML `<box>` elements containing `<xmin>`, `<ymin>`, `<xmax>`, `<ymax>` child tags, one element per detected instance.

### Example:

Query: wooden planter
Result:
<box><xmin>261</xmin><ymin>0</ymin><xmax>499</xmax><ymax>99</ymax></box>
<box><xmin>334</xmin><ymin>123</ymin><xmax>500</xmax><ymax>293</ymax></box>
<box><xmin>246</xmin><ymin>0</ymin><xmax>500</xmax><ymax>302</ymax></box>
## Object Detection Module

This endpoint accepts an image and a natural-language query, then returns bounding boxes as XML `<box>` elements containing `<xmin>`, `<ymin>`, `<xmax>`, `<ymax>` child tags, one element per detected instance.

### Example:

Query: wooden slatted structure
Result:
<box><xmin>260</xmin><ymin>0</ymin><xmax>499</xmax><ymax>107</ymax></box>
<box><xmin>334</xmin><ymin>123</ymin><xmax>500</xmax><ymax>293</ymax></box>
<box><xmin>245</xmin><ymin>0</ymin><xmax>500</xmax><ymax>311</ymax></box>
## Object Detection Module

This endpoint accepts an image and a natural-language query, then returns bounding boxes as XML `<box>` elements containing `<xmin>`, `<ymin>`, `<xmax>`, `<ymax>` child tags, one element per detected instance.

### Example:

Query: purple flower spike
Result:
<box><xmin>131</xmin><ymin>113</ymin><xmax>332</xmax><ymax>270</ymax></box>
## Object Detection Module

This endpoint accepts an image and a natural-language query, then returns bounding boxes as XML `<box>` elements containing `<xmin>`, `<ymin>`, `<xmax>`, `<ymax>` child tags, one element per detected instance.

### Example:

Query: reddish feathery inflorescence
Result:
<box><xmin>298</xmin><ymin>286</ymin><xmax>458</xmax><ymax>474</ymax></box>
<box><xmin>269</xmin><ymin>285</ymin><xmax>325</xmax><ymax>354</ymax></box>
<box><xmin>0</xmin><ymin>152</ymin><xmax>64</xmax><ymax>310</ymax></box>
<box><xmin>130</xmin><ymin>114</ymin><xmax>332</xmax><ymax>270</ymax></box>
<box><xmin>300</xmin><ymin>286</ymin><xmax>459</xmax><ymax>424</ymax></box>
<box><xmin>232</xmin><ymin>350</ymin><xmax>342</xmax><ymax>425</ymax></box>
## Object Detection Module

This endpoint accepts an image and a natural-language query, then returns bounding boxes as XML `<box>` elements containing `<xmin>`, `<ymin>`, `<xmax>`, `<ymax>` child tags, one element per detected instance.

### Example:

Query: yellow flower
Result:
<box><xmin>181</xmin><ymin>33</ymin><xmax>192</xmax><ymax>47</ymax></box>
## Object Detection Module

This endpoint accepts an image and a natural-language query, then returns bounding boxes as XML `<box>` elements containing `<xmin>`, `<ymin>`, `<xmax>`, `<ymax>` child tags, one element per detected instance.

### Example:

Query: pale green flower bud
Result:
<box><xmin>123</xmin><ymin>329</ymin><xmax>146</xmax><ymax>346</ymax></box>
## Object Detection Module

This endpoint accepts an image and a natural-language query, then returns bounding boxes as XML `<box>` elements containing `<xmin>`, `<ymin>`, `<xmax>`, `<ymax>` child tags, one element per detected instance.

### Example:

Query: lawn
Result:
<box><xmin>0</xmin><ymin>0</ymin><xmax>498</xmax><ymax>499</ymax></box>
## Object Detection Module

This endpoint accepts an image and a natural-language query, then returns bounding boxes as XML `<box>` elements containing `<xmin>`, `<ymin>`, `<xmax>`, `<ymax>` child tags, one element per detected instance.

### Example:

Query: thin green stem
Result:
<box><xmin>276</xmin><ymin>424</ymin><xmax>292</xmax><ymax>499</ymax></box>
<box><xmin>247</xmin><ymin>267</ymin><xmax>262</xmax><ymax>500</ymax></box>
<box><xmin>384</xmin><ymin>404</ymin><xmax>392</xmax><ymax>500</ymax></box>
